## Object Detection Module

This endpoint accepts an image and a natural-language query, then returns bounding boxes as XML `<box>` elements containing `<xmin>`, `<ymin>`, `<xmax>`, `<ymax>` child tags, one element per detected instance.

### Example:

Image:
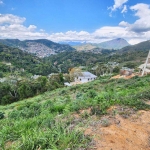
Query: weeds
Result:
<box><xmin>101</xmin><ymin>118</ymin><xmax>110</xmax><ymax>127</ymax></box>
<box><xmin>1</xmin><ymin>75</ymin><xmax>150</xmax><ymax>149</ymax></box>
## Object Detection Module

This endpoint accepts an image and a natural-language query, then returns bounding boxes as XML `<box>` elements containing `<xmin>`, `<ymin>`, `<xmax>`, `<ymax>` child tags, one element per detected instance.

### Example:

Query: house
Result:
<box><xmin>74</xmin><ymin>71</ymin><xmax>97</xmax><ymax>83</ymax></box>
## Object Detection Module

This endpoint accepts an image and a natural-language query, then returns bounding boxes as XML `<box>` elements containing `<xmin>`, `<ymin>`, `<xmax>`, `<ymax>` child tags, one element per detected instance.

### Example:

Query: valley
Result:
<box><xmin>1</xmin><ymin>1</ymin><xmax>150</xmax><ymax>149</ymax></box>
<box><xmin>0</xmin><ymin>39</ymin><xmax>150</xmax><ymax>150</ymax></box>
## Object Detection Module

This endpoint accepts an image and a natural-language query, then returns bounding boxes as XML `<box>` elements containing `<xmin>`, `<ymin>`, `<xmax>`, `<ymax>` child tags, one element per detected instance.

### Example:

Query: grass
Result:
<box><xmin>0</xmin><ymin>75</ymin><xmax>150</xmax><ymax>149</ymax></box>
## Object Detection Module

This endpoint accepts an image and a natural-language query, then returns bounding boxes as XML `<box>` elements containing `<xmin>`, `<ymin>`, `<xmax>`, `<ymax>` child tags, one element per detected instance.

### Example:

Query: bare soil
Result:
<box><xmin>84</xmin><ymin>107</ymin><xmax>150</xmax><ymax>150</ymax></box>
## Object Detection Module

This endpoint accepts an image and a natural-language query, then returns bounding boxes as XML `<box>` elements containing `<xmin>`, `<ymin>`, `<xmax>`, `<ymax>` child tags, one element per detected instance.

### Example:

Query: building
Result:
<box><xmin>74</xmin><ymin>71</ymin><xmax>97</xmax><ymax>83</ymax></box>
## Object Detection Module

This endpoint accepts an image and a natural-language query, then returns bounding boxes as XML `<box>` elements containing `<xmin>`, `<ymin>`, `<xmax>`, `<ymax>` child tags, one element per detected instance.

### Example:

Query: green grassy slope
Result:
<box><xmin>0</xmin><ymin>76</ymin><xmax>150</xmax><ymax>149</ymax></box>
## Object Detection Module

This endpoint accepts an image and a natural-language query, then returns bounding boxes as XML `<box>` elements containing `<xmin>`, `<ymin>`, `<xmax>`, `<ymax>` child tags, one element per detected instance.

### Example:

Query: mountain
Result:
<box><xmin>0</xmin><ymin>39</ymin><xmax>75</xmax><ymax>58</ymax></box>
<box><xmin>121</xmin><ymin>40</ymin><xmax>150</xmax><ymax>52</ymax></box>
<box><xmin>0</xmin><ymin>43</ymin><xmax>59</xmax><ymax>76</ymax></box>
<box><xmin>73</xmin><ymin>43</ymin><xmax>98</xmax><ymax>51</ymax></box>
<box><xmin>73</xmin><ymin>38</ymin><xmax>130</xmax><ymax>51</ymax></box>
<box><xmin>94</xmin><ymin>38</ymin><xmax>130</xmax><ymax>50</ymax></box>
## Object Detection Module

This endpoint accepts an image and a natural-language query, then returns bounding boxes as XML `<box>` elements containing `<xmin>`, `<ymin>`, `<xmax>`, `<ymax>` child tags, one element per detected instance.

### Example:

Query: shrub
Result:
<box><xmin>101</xmin><ymin>118</ymin><xmax>110</xmax><ymax>127</ymax></box>
<box><xmin>0</xmin><ymin>112</ymin><xmax>4</xmax><ymax>119</ymax></box>
<box><xmin>91</xmin><ymin>106</ymin><xmax>102</xmax><ymax>115</ymax></box>
<box><xmin>86</xmin><ymin>90</ymin><xmax>97</xmax><ymax>98</ymax></box>
<box><xmin>76</xmin><ymin>92</ymin><xmax>83</xmax><ymax>99</ymax></box>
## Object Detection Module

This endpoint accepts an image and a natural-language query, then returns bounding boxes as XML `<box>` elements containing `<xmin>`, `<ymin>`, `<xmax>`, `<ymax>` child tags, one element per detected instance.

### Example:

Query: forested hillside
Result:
<box><xmin>121</xmin><ymin>40</ymin><xmax>150</xmax><ymax>52</ymax></box>
<box><xmin>44</xmin><ymin>48</ymin><xmax>149</xmax><ymax>73</ymax></box>
<box><xmin>0</xmin><ymin>39</ymin><xmax>75</xmax><ymax>57</ymax></box>
<box><xmin>0</xmin><ymin>41</ymin><xmax>150</xmax><ymax>105</ymax></box>
<box><xmin>0</xmin><ymin>43</ymin><xmax>58</xmax><ymax>76</ymax></box>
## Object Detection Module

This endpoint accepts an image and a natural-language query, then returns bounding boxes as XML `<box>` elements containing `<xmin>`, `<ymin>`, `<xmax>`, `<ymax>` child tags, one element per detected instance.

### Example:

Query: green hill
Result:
<box><xmin>94</xmin><ymin>38</ymin><xmax>130</xmax><ymax>49</ymax></box>
<box><xmin>0</xmin><ymin>43</ymin><xmax>60</xmax><ymax>77</ymax></box>
<box><xmin>0</xmin><ymin>75</ymin><xmax>150</xmax><ymax>149</ymax></box>
<box><xmin>121</xmin><ymin>40</ymin><xmax>150</xmax><ymax>52</ymax></box>
<box><xmin>0</xmin><ymin>39</ymin><xmax>75</xmax><ymax>57</ymax></box>
<box><xmin>73</xmin><ymin>38</ymin><xmax>130</xmax><ymax>51</ymax></box>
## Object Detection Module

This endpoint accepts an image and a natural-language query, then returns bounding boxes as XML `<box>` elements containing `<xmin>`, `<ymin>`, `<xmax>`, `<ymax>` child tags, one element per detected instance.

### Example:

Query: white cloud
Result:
<box><xmin>28</xmin><ymin>25</ymin><xmax>37</xmax><ymax>31</ymax></box>
<box><xmin>111</xmin><ymin>0</ymin><xmax>128</xmax><ymax>11</ymax></box>
<box><xmin>0</xmin><ymin>14</ymin><xmax>48</xmax><ymax>40</ymax></box>
<box><xmin>121</xmin><ymin>5</ymin><xmax>127</xmax><ymax>13</ymax></box>
<box><xmin>47</xmin><ymin>31</ymin><xmax>92</xmax><ymax>42</ymax></box>
<box><xmin>129</xmin><ymin>3</ymin><xmax>150</xmax><ymax>32</ymax></box>
<box><xmin>1</xmin><ymin>11</ymin><xmax>150</xmax><ymax>45</ymax></box>
<box><xmin>108</xmin><ymin>0</ymin><xmax>128</xmax><ymax>16</ymax></box>
<box><xmin>0</xmin><ymin>14</ymin><xmax>26</xmax><ymax>24</ymax></box>
<box><xmin>118</xmin><ymin>3</ymin><xmax>150</xmax><ymax>33</ymax></box>
<box><xmin>119</xmin><ymin>21</ymin><xmax>129</xmax><ymax>27</ymax></box>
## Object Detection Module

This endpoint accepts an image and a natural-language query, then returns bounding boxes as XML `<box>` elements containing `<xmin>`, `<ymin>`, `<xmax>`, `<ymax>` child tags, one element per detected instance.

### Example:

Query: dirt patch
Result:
<box><xmin>111</xmin><ymin>73</ymin><xmax>136</xmax><ymax>80</ymax></box>
<box><xmin>145</xmin><ymin>100</ymin><xmax>150</xmax><ymax>105</ymax></box>
<box><xmin>85</xmin><ymin>109</ymin><xmax>150</xmax><ymax>150</ymax></box>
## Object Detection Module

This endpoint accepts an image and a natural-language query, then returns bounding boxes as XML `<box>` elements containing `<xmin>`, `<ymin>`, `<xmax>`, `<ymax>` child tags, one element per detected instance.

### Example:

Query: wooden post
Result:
<box><xmin>142</xmin><ymin>50</ymin><xmax>150</xmax><ymax>76</ymax></box>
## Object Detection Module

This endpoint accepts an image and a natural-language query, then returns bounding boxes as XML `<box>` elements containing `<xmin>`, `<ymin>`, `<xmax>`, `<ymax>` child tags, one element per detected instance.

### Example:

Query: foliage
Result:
<box><xmin>1</xmin><ymin>66</ymin><xmax>150</xmax><ymax>149</ymax></box>
<box><xmin>0</xmin><ymin>112</ymin><xmax>4</xmax><ymax>119</ymax></box>
<box><xmin>0</xmin><ymin>43</ymin><xmax>58</xmax><ymax>76</ymax></box>
<box><xmin>0</xmin><ymin>75</ymin><xmax>64</xmax><ymax>105</ymax></box>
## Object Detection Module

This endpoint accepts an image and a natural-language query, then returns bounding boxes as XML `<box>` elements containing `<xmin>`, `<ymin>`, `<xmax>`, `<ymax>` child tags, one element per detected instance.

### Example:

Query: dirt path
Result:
<box><xmin>85</xmin><ymin>110</ymin><xmax>150</xmax><ymax>150</ymax></box>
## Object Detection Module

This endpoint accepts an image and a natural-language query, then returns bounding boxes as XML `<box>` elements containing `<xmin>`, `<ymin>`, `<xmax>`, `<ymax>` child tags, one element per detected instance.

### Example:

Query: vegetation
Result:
<box><xmin>44</xmin><ymin>47</ymin><xmax>149</xmax><ymax>74</ymax></box>
<box><xmin>0</xmin><ymin>43</ymin><xmax>59</xmax><ymax>76</ymax></box>
<box><xmin>0</xmin><ymin>74</ymin><xmax>65</xmax><ymax>105</ymax></box>
<box><xmin>0</xmin><ymin>75</ymin><xmax>150</xmax><ymax>149</ymax></box>
<box><xmin>1</xmin><ymin>40</ymin><xmax>150</xmax><ymax>149</ymax></box>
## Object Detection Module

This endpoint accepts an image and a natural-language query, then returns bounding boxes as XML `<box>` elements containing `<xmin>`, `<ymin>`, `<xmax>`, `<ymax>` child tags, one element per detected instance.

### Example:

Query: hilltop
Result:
<box><xmin>0</xmin><ymin>39</ymin><xmax>75</xmax><ymax>58</ymax></box>
<box><xmin>94</xmin><ymin>38</ymin><xmax>130</xmax><ymax>50</ymax></box>
<box><xmin>121</xmin><ymin>40</ymin><xmax>150</xmax><ymax>52</ymax></box>
<box><xmin>0</xmin><ymin>43</ymin><xmax>60</xmax><ymax>77</ymax></box>
<box><xmin>73</xmin><ymin>38</ymin><xmax>130</xmax><ymax>51</ymax></box>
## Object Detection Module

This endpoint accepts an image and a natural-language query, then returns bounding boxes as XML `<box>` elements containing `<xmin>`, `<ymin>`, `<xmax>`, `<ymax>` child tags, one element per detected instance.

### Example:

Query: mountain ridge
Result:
<box><xmin>120</xmin><ymin>40</ymin><xmax>150</xmax><ymax>52</ymax></box>
<box><xmin>94</xmin><ymin>38</ymin><xmax>130</xmax><ymax>49</ymax></box>
<box><xmin>0</xmin><ymin>39</ymin><xmax>75</xmax><ymax>58</ymax></box>
<box><xmin>73</xmin><ymin>38</ymin><xmax>130</xmax><ymax>51</ymax></box>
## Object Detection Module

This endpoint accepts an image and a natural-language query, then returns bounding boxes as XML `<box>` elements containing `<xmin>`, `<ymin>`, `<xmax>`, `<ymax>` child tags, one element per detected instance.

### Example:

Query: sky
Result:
<box><xmin>0</xmin><ymin>0</ymin><xmax>150</xmax><ymax>44</ymax></box>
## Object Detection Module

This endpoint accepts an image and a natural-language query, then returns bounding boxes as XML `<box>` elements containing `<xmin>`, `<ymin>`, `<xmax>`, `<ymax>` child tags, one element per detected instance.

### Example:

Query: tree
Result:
<box><xmin>69</xmin><ymin>68</ymin><xmax>82</xmax><ymax>81</ymax></box>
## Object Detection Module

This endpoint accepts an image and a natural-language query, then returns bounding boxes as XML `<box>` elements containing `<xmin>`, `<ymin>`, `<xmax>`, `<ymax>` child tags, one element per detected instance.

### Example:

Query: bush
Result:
<box><xmin>86</xmin><ymin>90</ymin><xmax>97</xmax><ymax>98</ymax></box>
<box><xmin>101</xmin><ymin>118</ymin><xmax>110</xmax><ymax>127</ymax></box>
<box><xmin>0</xmin><ymin>112</ymin><xmax>4</xmax><ymax>119</ymax></box>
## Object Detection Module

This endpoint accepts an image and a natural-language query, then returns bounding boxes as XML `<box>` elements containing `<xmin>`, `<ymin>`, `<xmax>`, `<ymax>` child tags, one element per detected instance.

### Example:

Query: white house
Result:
<box><xmin>74</xmin><ymin>71</ymin><xmax>97</xmax><ymax>83</ymax></box>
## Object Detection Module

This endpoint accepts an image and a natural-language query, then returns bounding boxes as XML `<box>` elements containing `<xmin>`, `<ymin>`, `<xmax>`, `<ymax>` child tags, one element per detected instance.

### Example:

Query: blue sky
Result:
<box><xmin>0</xmin><ymin>0</ymin><xmax>150</xmax><ymax>44</ymax></box>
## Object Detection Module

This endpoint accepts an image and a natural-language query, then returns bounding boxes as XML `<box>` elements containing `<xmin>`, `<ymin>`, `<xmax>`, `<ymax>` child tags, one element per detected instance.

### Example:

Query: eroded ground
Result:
<box><xmin>83</xmin><ymin>106</ymin><xmax>150</xmax><ymax>150</ymax></box>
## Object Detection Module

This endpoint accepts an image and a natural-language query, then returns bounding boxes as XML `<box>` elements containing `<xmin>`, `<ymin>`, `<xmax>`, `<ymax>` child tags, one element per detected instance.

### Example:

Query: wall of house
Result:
<box><xmin>75</xmin><ymin>77</ymin><xmax>96</xmax><ymax>83</ymax></box>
